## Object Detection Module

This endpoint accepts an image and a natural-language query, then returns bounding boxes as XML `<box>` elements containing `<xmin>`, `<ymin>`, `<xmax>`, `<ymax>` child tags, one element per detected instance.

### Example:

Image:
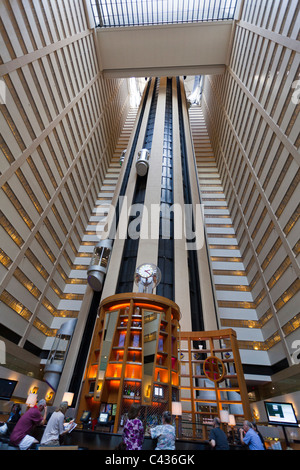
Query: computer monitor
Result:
<box><xmin>0</xmin><ymin>379</ymin><xmax>18</xmax><ymax>400</ymax></box>
<box><xmin>80</xmin><ymin>411</ymin><xmax>91</xmax><ymax>424</ymax></box>
<box><xmin>99</xmin><ymin>412</ymin><xmax>109</xmax><ymax>424</ymax></box>
<box><xmin>264</xmin><ymin>401</ymin><xmax>298</xmax><ymax>427</ymax></box>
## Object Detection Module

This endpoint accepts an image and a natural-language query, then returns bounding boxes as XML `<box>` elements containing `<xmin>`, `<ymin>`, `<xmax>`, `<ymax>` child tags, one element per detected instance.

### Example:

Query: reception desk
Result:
<box><xmin>62</xmin><ymin>428</ymin><xmax>215</xmax><ymax>450</ymax></box>
<box><xmin>0</xmin><ymin>420</ymin><xmax>246</xmax><ymax>451</ymax></box>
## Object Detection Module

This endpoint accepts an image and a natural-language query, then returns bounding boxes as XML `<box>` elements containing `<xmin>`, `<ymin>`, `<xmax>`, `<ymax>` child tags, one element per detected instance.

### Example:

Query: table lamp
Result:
<box><xmin>172</xmin><ymin>401</ymin><xmax>182</xmax><ymax>437</ymax></box>
<box><xmin>26</xmin><ymin>393</ymin><xmax>37</xmax><ymax>407</ymax></box>
<box><xmin>62</xmin><ymin>392</ymin><xmax>74</xmax><ymax>407</ymax></box>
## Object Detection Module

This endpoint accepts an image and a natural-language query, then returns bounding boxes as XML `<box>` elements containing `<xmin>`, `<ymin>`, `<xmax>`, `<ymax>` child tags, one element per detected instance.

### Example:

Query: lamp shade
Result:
<box><xmin>220</xmin><ymin>409</ymin><xmax>229</xmax><ymax>423</ymax></box>
<box><xmin>26</xmin><ymin>393</ymin><xmax>37</xmax><ymax>407</ymax></box>
<box><xmin>172</xmin><ymin>401</ymin><xmax>182</xmax><ymax>416</ymax></box>
<box><xmin>229</xmin><ymin>414</ymin><xmax>236</xmax><ymax>426</ymax></box>
<box><xmin>62</xmin><ymin>392</ymin><xmax>74</xmax><ymax>406</ymax></box>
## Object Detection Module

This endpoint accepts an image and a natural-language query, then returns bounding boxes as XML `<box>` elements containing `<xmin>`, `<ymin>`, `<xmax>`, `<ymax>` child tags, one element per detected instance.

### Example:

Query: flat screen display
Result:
<box><xmin>80</xmin><ymin>411</ymin><xmax>91</xmax><ymax>423</ymax></box>
<box><xmin>0</xmin><ymin>379</ymin><xmax>18</xmax><ymax>400</ymax></box>
<box><xmin>264</xmin><ymin>402</ymin><xmax>298</xmax><ymax>426</ymax></box>
<box><xmin>99</xmin><ymin>412</ymin><xmax>109</xmax><ymax>424</ymax></box>
<box><xmin>154</xmin><ymin>386</ymin><xmax>163</xmax><ymax>398</ymax></box>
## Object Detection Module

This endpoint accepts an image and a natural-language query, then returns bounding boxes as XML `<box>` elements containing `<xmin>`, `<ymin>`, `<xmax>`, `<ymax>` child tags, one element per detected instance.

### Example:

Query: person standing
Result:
<box><xmin>209</xmin><ymin>417</ymin><xmax>230</xmax><ymax>450</ymax></box>
<box><xmin>122</xmin><ymin>403</ymin><xmax>144</xmax><ymax>450</ymax></box>
<box><xmin>9</xmin><ymin>399</ymin><xmax>47</xmax><ymax>450</ymax></box>
<box><xmin>239</xmin><ymin>420</ymin><xmax>265</xmax><ymax>450</ymax></box>
<box><xmin>150</xmin><ymin>411</ymin><xmax>176</xmax><ymax>450</ymax></box>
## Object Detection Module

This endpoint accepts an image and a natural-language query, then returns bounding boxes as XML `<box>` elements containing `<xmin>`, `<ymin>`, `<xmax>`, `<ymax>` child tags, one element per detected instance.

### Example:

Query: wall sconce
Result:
<box><xmin>145</xmin><ymin>385</ymin><xmax>151</xmax><ymax>398</ymax></box>
<box><xmin>62</xmin><ymin>392</ymin><xmax>74</xmax><ymax>407</ymax></box>
<box><xmin>26</xmin><ymin>393</ymin><xmax>37</xmax><ymax>408</ymax></box>
<box><xmin>45</xmin><ymin>391</ymin><xmax>54</xmax><ymax>402</ymax></box>
<box><xmin>96</xmin><ymin>370</ymin><xmax>105</xmax><ymax>398</ymax></box>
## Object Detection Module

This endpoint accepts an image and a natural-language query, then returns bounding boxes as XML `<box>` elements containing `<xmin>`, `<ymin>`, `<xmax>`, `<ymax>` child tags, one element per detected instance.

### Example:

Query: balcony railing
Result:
<box><xmin>90</xmin><ymin>0</ymin><xmax>237</xmax><ymax>28</ymax></box>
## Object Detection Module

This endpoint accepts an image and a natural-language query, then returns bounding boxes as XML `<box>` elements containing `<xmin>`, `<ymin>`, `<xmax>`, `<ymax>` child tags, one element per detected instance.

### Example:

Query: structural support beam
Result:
<box><xmin>95</xmin><ymin>21</ymin><xmax>234</xmax><ymax>78</ymax></box>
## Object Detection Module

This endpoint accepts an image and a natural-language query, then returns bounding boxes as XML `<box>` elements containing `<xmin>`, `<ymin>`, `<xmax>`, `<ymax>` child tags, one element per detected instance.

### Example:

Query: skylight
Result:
<box><xmin>90</xmin><ymin>0</ymin><xmax>238</xmax><ymax>28</ymax></box>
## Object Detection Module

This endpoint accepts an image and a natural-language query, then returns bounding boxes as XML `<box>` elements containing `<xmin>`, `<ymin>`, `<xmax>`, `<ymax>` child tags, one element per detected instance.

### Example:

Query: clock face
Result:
<box><xmin>137</xmin><ymin>264</ymin><xmax>154</xmax><ymax>279</ymax></box>
<box><xmin>135</xmin><ymin>264</ymin><xmax>161</xmax><ymax>292</ymax></box>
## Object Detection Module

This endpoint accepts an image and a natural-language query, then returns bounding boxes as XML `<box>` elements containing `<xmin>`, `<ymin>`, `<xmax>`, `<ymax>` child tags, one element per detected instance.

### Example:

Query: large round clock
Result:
<box><xmin>135</xmin><ymin>263</ymin><xmax>161</xmax><ymax>293</ymax></box>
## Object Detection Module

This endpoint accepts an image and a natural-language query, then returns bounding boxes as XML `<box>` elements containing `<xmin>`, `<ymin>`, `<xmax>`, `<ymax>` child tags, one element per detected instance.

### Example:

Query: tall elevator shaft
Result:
<box><xmin>101</xmin><ymin>76</ymin><xmax>217</xmax><ymax>333</ymax></box>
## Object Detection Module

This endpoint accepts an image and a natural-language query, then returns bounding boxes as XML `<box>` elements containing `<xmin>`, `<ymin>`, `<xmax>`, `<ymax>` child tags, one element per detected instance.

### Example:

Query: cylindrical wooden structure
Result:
<box><xmin>76</xmin><ymin>292</ymin><xmax>181</xmax><ymax>433</ymax></box>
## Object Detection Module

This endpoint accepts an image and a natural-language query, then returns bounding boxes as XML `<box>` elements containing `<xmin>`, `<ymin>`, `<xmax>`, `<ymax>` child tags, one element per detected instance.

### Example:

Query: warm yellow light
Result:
<box><xmin>135</xmin><ymin>303</ymin><xmax>164</xmax><ymax>311</ymax></box>
<box><xmin>109</xmin><ymin>303</ymin><xmax>130</xmax><ymax>311</ymax></box>
<box><xmin>46</xmin><ymin>391</ymin><xmax>54</xmax><ymax>402</ymax></box>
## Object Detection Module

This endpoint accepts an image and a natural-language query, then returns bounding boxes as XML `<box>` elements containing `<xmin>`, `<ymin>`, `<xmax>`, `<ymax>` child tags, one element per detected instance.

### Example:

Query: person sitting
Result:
<box><xmin>209</xmin><ymin>417</ymin><xmax>230</xmax><ymax>450</ymax></box>
<box><xmin>9</xmin><ymin>399</ymin><xmax>47</xmax><ymax>450</ymax></box>
<box><xmin>40</xmin><ymin>401</ymin><xmax>71</xmax><ymax>447</ymax></box>
<box><xmin>239</xmin><ymin>420</ymin><xmax>265</xmax><ymax>450</ymax></box>
<box><xmin>7</xmin><ymin>403</ymin><xmax>22</xmax><ymax>424</ymax></box>
<box><xmin>0</xmin><ymin>403</ymin><xmax>22</xmax><ymax>437</ymax></box>
<box><xmin>251</xmin><ymin>421</ymin><xmax>266</xmax><ymax>449</ymax></box>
